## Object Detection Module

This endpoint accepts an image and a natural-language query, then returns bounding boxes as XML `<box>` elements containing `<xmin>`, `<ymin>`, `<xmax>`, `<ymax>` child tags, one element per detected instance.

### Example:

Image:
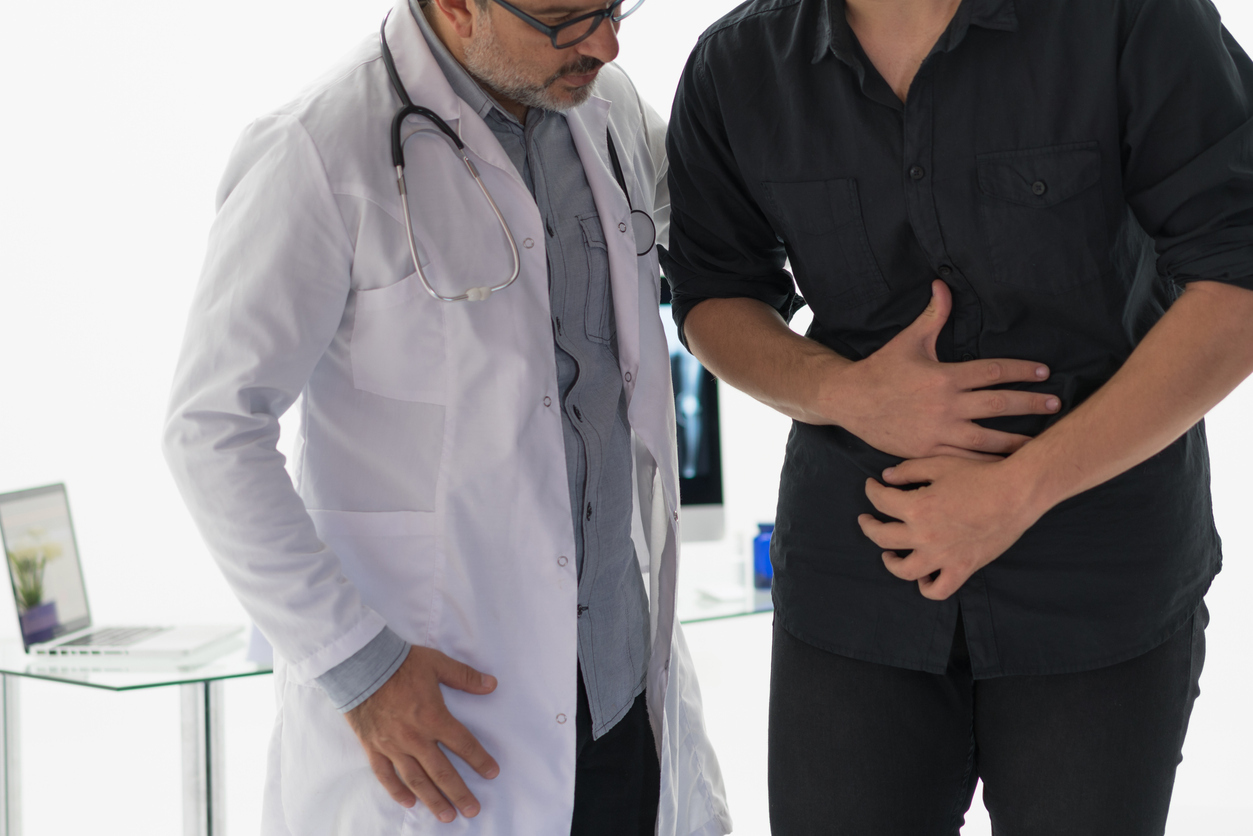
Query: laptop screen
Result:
<box><xmin>0</xmin><ymin>485</ymin><xmax>91</xmax><ymax>649</ymax></box>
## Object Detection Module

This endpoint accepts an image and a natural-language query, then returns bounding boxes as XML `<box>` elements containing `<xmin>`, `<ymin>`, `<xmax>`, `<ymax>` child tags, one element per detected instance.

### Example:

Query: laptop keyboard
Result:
<box><xmin>58</xmin><ymin>626</ymin><xmax>170</xmax><ymax>647</ymax></box>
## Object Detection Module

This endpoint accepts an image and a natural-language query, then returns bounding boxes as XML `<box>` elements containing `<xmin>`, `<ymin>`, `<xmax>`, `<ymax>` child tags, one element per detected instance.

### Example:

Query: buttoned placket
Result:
<box><xmin>901</xmin><ymin>54</ymin><xmax>982</xmax><ymax>362</ymax></box>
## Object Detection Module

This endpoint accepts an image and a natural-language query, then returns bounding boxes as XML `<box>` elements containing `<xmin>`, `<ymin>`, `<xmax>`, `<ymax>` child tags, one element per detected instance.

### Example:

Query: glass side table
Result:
<box><xmin>676</xmin><ymin>539</ymin><xmax>774</xmax><ymax>624</ymax></box>
<box><xmin>0</xmin><ymin>639</ymin><xmax>271</xmax><ymax>836</ymax></box>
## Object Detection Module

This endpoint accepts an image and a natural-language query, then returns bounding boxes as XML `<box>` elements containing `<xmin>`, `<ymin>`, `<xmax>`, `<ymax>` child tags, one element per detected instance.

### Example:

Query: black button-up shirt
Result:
<box><xmin>663</xmin><ymin>0</ymin><xmax>1253</xmax><ymax>677</ymax></box>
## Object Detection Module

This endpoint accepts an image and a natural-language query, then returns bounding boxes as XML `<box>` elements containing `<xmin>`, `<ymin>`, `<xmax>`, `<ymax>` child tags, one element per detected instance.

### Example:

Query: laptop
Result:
<box><xmin>0</xmin><ymin>483</ymin><xmax>241</xmax><ymax>658</ymax></box>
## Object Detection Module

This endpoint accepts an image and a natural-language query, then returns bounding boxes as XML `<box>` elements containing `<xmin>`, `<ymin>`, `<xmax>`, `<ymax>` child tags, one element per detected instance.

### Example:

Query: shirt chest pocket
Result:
<box><xmin>350</xmin><ymin>270</ymin><xmax>447</xmax><ymax>404</ymax></box>
<box><xmin>976</xmin><ymin>142</ymin><xmax>1109</xmax><ymax>295</ymax></box>
<box><xmin>579</xmin><ymin>213</ymin><xmax>614</xmax><ymax>344</ymax></box>
<box><xmin>760</xmin><ymin>178</ymin><xmax>890</xmax><ymax>309</ymax></box>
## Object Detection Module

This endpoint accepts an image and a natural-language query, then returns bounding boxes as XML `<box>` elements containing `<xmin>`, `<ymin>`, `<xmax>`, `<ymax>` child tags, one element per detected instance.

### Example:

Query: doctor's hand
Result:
<box><xmin>345</xmin><ymin>646</ymin><xmax>499</xmax><ymax>823</ymax></box>
<box><xmin>828</xmin><ymin>281</ymin><xmax>1059</xmax><ymax>460</ymax></box>
<box><xmin>857</xmin><ymin>456</ymin><xmax>1043</xmax><ymax>600</ymax></box>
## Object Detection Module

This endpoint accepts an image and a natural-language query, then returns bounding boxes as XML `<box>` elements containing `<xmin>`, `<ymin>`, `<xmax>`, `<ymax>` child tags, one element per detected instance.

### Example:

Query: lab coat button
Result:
<box><xmin>673</xmin><ymin>511</ymin><xmax>679</xmax><ymax>521</ymax></box>
<box><xmin>558</xmin><ymin>555</ymin><xmax>568</xmax><ymax>567</ymax></box>
<box><xmin>556</xmin><ymin>714</ymin><xmax>568</xmax><ymax>724</ymax></box>
<box><xmin>524</xmin><ymin>238</ymin><xmax>535</xmax><ymax>249</ymax></box>
<box><xmin>618</xmin><ymin>222</ymin><xmax>628</xmax><ymax>233</ymax></box>
<box><xmin>543</xmin><ymin>396</ymin><xmax>552</xmax><ymax>407</ymax></box>
<box><xmin>624</xmin><ymin>372</ymin><xmax>632</xmax><ymax>383</ymax></box>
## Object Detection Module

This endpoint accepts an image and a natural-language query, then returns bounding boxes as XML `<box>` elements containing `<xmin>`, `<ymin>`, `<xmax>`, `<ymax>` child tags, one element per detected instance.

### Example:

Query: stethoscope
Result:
<box><xmin>379</xmin><ymin>16</ymin><xmax>657</xmax><ymax>304</ymax></box>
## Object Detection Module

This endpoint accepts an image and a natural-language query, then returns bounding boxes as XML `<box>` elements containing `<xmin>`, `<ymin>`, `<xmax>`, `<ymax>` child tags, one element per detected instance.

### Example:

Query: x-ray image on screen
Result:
<box><xmin>660</xmin><ymin>288</ymin><xmax>723</xmax><ymax>508</ymax></box>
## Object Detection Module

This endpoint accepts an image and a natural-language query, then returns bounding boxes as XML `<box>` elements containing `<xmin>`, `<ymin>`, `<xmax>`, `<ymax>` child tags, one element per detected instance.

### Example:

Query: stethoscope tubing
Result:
<box><xmin>379</xmin><ymin>11</ymin><xmax>654</xmax><ymax>303</ymax></box>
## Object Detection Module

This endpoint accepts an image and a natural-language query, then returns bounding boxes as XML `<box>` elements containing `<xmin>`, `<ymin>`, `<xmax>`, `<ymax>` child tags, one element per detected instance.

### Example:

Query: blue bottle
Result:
<box><xmin>753</xmin><ymin>523</ymin><xmax>775</xmax><ymax>589</ymax></box>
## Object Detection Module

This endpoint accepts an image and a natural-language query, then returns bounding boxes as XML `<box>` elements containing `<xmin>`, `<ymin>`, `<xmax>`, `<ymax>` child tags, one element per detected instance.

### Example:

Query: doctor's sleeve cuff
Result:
<box><xmin>314</xmin><ymin>626</ymin><xmax>410</xmax><ymax>712</ymax></box>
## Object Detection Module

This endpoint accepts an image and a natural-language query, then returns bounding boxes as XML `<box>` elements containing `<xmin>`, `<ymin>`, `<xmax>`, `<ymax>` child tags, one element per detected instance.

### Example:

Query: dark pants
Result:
<box><xmin>570</xmin><ymin>669</ymin><xmax>660</xmax><ymax>836</ymax></box>
<box><xmin>769</xmin><ymin>605</ymin><xmax>1207</xmax><ymax>836</ymax></box>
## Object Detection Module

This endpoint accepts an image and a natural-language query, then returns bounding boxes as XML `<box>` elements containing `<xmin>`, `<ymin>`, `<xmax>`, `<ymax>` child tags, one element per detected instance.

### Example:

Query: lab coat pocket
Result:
<box><xmin>351</xmin><ymin>271</ymin><xmax>447</xmax><ymax>403</ymax></box>
<box><xmin>760</xmin><ymin>179</ymin><xmax>890</xmax><ymax>309</ymax></box>
<box><xmin>977</xmin><ymin>141</ymin><xmax>1109</xmax><ymax>295</ymax></box>
<box><xmin>307</xmin><ymin>509</ymin><xmax>444</xmax><ymax>649</ymax></box>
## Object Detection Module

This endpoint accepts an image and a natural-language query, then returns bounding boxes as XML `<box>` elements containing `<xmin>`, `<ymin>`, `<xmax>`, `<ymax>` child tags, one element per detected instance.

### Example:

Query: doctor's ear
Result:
<box><xmin>426</xmin><ymin>0</ymin><xmax>481</xmax><ymax>39</ymax></box>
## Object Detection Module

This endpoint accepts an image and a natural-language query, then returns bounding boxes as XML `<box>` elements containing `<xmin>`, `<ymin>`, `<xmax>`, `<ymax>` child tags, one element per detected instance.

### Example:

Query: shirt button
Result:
<box><xmin>523</xmin><ymin>238</ymin><xmax>535</xmax><ymax>249</ymax></box>
<box><xmin>618</xmin><ymin>222</ymin><xmax>628</xmax><ymax>233</ymax></box>
<box><xmin>556</xmin><ymin>714</ymin><xmax>567</xmax><ymax>724</ymax></box>
<box><xmin>1032</xmin><ymin>180</ymin><xmax>1048</xmax><ymax>196</ymax></box>
<box><xmin>938</xmin><ymin>265</ymin><xmax>953</xmax><ymax>278</ymax></box>
<box><xmin>909</xmin><ymin>165</ymin><xmax>926</xmax><ymax>180</ymax></box>
<box><xmin>962</xmin><ymin>352</ymin><xmax>975</xmax><ymax>362</ymax></box>
<box><xmin>557</xmin><ymin>555</ymin><xmax>568</xmax><ymax>567</ymax></box>
<box><xmin>543</xmin><ymin>396</ymin><xmax>552</xmax><ymax>407</ymax></box>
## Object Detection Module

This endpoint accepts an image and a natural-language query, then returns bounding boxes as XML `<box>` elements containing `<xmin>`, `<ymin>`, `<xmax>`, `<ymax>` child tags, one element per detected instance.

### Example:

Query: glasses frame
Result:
<box><xmin>488</xmin><ymin>0</ymin><xmax>645</xmax><ymax>49</ymax></box>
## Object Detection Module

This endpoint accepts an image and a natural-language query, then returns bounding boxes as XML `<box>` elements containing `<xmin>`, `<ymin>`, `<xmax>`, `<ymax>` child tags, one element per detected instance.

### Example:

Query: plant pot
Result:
<box><xmin>20</xmin><ymin>601</ymin><xmax>59</xmax><ymax>644</ymax></box>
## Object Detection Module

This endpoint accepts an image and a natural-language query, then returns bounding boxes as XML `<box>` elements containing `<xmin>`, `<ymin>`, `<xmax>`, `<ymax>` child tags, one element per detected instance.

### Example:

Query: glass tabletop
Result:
<box><xmin>0</xmin><ymin>637</ymin><xmax>272</xmax><ymax>692</ymax></box>
<box><xmin>676</xmin><ymin>540</ymin><xmax>774</xmax><ymax>624</ymax></box>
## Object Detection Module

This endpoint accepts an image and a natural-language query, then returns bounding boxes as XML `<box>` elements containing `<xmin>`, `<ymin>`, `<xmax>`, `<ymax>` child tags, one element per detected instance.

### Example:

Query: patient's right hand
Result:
<box><xmin>345</xmin><ymin>646</ymin><xmax>499</xmax><ymax>823</ymax></box>
<box><xmin>823</xmin><ymin>280</ymin><xmax>1060</xmax><ymax>461</ymax></box>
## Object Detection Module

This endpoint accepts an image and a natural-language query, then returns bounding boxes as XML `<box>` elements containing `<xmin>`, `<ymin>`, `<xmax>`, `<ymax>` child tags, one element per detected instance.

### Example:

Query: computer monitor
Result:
<box><xmin>659</xmin><ymin>283</ymin><xmax>725</xmax><ymax>542</ymax></box>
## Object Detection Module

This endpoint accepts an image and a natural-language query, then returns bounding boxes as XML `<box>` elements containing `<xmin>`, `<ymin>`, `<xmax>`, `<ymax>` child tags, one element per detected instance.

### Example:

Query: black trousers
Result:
<box><xmin>570</xmin><ymin>670</ymin><xmax>660</xmax><ymax>836</ymax></box>
<box><xmin>769</xmin><ymin>605</ymin><xmax>1207</xmax><ymax>836</ymax></box>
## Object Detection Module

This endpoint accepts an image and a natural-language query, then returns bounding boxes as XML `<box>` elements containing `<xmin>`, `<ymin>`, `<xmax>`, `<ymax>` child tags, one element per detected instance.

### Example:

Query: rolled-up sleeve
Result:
<box><xmin>662</xmin><ymin>43</ymin><xmax>800</xmax><ymax>346</ymax></box>
<box><xmin>1121</xmin><ymin>0</ymin><xmax>1253</xmax><ymax>292</ymax></box>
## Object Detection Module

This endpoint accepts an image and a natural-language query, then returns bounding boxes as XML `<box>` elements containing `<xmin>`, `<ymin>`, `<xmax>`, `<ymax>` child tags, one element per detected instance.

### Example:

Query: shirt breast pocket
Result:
<box><xmin>580</xmin><ymin>213</ymin><xmax>613</xmax><ymax>344</ymax></box>
<box><xmin>760</xmin><ymin>178</ymin><xmax>889</xmax><ymax>309</ymax></box>
<box><xmin>976</xmin><ymin>142</ymin><xmax>1109</xmax><ymax>295</ymax></box>
<box><xmin>350</xmin><ymin>270</ymin><xmax>447</xmax><ymax>404</ymax></box>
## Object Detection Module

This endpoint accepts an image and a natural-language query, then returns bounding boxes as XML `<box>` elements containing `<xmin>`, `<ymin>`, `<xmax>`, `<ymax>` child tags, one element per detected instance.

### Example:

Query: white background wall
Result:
<box><xmin>1</xmin><ymin>1</ymin><xmax>1251</xmax><ymax>833</ymax></box>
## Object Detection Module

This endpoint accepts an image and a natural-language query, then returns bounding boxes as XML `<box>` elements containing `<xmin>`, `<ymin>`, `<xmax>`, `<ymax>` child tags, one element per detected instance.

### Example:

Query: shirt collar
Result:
<box><xmin>408</xmin><ymin>0</ymin><xmax>528</xmax><ymax>127</ymax></box>
<box><xmin>813</xmin><ymin>0</ymin><xmax>1019</xmax><ymax>65</ymax></box>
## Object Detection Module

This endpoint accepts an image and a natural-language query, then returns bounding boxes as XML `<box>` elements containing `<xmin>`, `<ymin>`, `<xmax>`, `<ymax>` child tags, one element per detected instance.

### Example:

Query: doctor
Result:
<box><xmin>163</xmin><ymin>0</ymin><xmax>730</xmax><ymax>834</ymax></box>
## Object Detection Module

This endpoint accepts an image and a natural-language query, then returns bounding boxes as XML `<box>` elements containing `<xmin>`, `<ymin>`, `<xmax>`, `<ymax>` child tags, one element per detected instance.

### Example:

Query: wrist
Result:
<box><xmin>999</xmin><ymin>443</ymin><xmax>1064</xmax><ymax>527</ymax></box>
<box><xmin>809</xmin><ymin>351</ymin><xmax>859</xmax><ymax>427</ymax></box>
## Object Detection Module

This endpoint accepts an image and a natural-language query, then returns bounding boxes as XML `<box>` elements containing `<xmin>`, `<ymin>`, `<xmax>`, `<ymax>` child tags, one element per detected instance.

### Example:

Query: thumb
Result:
<box><xmin>905</xmin><ymin>280</ymin><xmax>951</xmax><ymax>361</ymax></box>
<box><xmin>438</xmin><ymin>655</ymin><xmax>498</xmax><ymax>694</ymax></box>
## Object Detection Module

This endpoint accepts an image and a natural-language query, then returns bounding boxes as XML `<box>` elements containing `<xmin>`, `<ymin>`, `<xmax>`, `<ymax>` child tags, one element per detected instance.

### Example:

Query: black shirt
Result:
<box><xmin>663</xmin><ymin>0</ymin><xmax>1253</xmax><ymax>677</ymax></box>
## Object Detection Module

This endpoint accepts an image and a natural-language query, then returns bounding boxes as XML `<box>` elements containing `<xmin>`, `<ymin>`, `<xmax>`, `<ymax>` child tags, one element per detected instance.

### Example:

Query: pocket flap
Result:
<box><xmin>977</xmin><ymin>142</ymin><xmax>1101</xmax><ymax>208</ymax></box>
<box><xmin>579</xmin><ymin>214</ymin><xmax>608</xmax><ymax>249</ymax></box>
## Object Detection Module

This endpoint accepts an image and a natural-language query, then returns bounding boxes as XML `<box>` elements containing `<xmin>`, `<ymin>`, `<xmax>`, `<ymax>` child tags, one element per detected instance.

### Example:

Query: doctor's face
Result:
<box><xmin>462</xmin><ymin>0</ymin><xmax>621</xmax><ymax>112</ymax></box>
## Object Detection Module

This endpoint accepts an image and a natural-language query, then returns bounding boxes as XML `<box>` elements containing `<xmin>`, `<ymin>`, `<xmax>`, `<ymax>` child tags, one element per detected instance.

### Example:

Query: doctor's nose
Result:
<box><xmin>577</xmin><ymin>17</ymin><xmax>619</xmax><ymax>65</ymax></box>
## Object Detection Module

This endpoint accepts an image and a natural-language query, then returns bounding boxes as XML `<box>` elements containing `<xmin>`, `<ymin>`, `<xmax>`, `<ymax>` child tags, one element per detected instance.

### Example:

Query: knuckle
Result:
<box><xmin>984</xmin><ymin>361</ymin><xmax>1003</xmax><ymax>381</ymax></box>
<box><xmin>414</xmin><ymin>708</ymin><xmax>444</xmax><ymax>731</ymax></box>
<box><xmin>429</xmin><ymin>765</ymin><xmax>459</xmax><ymax>787</ymax></box>
<box><xmin>985</xmin><ymin>394</ymin><xmax>1007</xmax><ymax>414</ymax></box>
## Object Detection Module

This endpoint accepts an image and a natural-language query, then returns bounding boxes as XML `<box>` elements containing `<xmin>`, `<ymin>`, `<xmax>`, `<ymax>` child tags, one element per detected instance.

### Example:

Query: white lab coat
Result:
<box><xmin>163</xmin><ymin>3</ymin><xmax>731</xmax><ymax>835</ymax></box>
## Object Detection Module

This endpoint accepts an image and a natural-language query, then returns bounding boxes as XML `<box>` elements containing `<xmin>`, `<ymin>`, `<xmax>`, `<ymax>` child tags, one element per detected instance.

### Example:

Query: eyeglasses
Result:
<box><xmin>489</xmin><ymin>0</ymin><xmax>646</xmax><ymax>49</ymax></box>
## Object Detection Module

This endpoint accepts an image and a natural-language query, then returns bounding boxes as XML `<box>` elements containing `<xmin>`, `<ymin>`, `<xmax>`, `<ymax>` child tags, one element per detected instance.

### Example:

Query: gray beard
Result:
<box><xmin>463</xmin><ymin>26</ymin><xmax>599</xmax><ymax>113</ymax></box>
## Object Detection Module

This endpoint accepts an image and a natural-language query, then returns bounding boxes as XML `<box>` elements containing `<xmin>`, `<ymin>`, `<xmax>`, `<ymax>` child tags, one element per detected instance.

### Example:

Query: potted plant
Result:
<box><xmin>6</xmin><ymin>528</ymin><xmax>63</xmax><ymax>641</ymax></box>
